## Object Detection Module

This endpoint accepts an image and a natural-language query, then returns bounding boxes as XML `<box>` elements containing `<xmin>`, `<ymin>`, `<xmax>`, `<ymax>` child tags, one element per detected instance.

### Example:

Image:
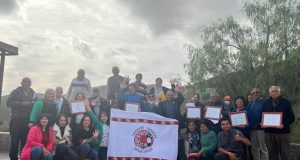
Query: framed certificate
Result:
<box><xmin>262</xmin><ymin>112</ymin><xmax>283</xmax><ymax>128</ymax></box>
<box><xmin>125</xmin><ymin>103</ymin><xmax>140</xmax><ymax>112</ymax></box>
<box><xmin>229</xmin><ymin>111</ymin><xmax>248</xmax><ymax>127</ymax></box>
<box><xmin>187</xmin><ymin>107</ymin><xmax>201</xmax><ymax>119</ymax></box>
<box><xmin>205</xmin><ymin>106</ymin><xmax>222</xmax><ymax>120</ymax></box>
<box><xmin>71</xmin><ymin>101</ymin><xmax>86</xmax><ymax>114</ymax></box>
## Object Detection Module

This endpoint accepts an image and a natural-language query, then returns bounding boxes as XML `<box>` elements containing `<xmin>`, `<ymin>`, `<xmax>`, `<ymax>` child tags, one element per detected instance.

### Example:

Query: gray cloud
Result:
<box><xmin>118</xmin><ymin>0</ymin><xmax>245</xmax><ymax>35</ymax></box>
<box><xmin>0</xmin><ymin>0</ymin><xmax>18</xmax><ymax>14</ymax></box>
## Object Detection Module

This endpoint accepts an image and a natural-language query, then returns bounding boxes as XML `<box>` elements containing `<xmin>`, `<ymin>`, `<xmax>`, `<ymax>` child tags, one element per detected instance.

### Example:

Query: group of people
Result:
<box><xmin>6</xmin><ymin>66</ymin><xmax>295</xmax><ymax>160</ymax></box>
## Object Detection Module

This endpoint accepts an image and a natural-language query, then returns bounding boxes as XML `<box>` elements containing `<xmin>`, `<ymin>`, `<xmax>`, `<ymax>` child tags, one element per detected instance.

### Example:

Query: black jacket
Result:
<box><xmin>6</xmin><ymin>87</ymin><xmax>35</xmax><ymax>119</ymax></box>
<box><xmin>263</xmin><ymin>96</ymin><xmax>295</xmax><ymax>133</ymax></box>
<box><xmin>159</xmin><ymin>93</ymin><xmax>185</xmax><ymax>128</ymax></box>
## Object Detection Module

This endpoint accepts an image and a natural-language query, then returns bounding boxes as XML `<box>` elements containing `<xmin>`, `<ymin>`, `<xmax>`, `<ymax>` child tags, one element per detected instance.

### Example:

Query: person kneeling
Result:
<box><xmin>215</xmin><ymin>117</ymin><xmax>251</xmax><ymax>160</ymax></box>
<box><xmin>73</xmin><ymin>115</ymin><xmax>99</xmax><ymax>160</ymax></box>
<box><xmin>21</xmin><ymin>114</ymin><xmax>54</xmax><ymax>160</ymax></box>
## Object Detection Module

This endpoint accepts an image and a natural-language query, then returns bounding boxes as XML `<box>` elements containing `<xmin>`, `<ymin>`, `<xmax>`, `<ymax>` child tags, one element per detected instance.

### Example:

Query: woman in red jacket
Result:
<box><xmin>21</xmin><ymin>114</ymin><xmax>54</xmax><ymax>160</ymax></box>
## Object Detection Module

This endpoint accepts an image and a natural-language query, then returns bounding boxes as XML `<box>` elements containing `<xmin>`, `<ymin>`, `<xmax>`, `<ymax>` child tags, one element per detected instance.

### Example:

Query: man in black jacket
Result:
<box><xmin>263</xmin><ymin>86</ymin><xmax>295</xmax><ymax>160</ymax></box>
<box><xmin>6</xmin><ymin>77</ymin><xmax>35</xmax><ymax>160</ymax></box>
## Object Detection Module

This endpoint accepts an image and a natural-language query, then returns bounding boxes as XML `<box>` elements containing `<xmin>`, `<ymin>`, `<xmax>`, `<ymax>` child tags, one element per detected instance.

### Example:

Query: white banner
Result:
<box><xmin>107</xmin><ymin>109</ymin><xmax>178</xmax><ymax>160</ymax></box>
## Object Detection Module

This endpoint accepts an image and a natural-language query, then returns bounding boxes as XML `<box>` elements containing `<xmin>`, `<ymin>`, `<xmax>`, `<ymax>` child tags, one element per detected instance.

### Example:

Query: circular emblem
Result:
<box><xmin>134</xmin><ymin>129</ymin><xmax>154</xmax><ymax>149</ymax></box>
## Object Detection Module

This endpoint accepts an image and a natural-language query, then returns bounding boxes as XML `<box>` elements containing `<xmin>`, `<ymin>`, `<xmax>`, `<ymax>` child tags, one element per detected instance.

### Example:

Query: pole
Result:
<box><xmin>0</xmin><ymin>50</ymin><xmax>5</xmax><ymax>104</ymax></box>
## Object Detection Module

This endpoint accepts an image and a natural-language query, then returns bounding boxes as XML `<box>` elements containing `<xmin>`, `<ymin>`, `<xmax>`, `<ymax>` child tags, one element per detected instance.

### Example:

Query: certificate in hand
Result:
<box><xmin>71</xmin><ymin>101</ymin><xmax>86</xmax><ymax>114</ymax></box>
<box><xmin>262</xmin><ymin>112</ymin><xmax>283</xmax><ymax>128</ymax></box>
<box><xmin>205</xmin><ymin>106</ymin><xmax>222</xmax><ymax>120</ymax></box>
<box><xmin>229</xmin><ymin>112</ymin><xmax>248</xmax><ymax>127</ymax></box>
<box><xmin>125</xmin><ymin>103</ymin><xmax>140</xmax><ymax>112</ymax></box>
<box><xmin>187</xmin><ymin>107</ymin><xmax>201</xmax><ymax>119</ymax></box>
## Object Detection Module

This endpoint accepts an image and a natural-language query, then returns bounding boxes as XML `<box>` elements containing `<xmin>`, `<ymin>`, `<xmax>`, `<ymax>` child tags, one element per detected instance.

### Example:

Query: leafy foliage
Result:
<box><xmin>185</xmin><ymin>0</ymin><xmax>300</xmax><ymax>101</ymax></box>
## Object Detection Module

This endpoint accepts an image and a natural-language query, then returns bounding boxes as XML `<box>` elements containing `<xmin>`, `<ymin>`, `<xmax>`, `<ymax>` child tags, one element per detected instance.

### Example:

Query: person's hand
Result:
<box><xmin>154</xmin><ymin>96</ymin><xmax>160</xmax><ymax>106</ymax></box>
<box><xmin>198</xmin><ymin>150</ymin><xmax>202</xmax><ymax>156</ymax></box>
<box><xmin>42</xmin><ymin>147</ymin><xmax>49</xmax><ymax>156</ymax></box>
<box><xmin>22</xmin><ymin>101</ymin><xmax>32</xmax><ymax>106</ymax></box>
<box><xmin>81</xmin><ymin>139</ymin><xmax>87</xmax><ymax>144</ymax></box>
<box><xmin>235</xmin><ymin>132</ymin><xmax>243</xmax><ymax>141</ymax></box>
<box><xmin>124</xmin><ymin>75</ymin><xmax>131</xmax><ymax>83</ymax></box>
<box><xmin>278</xmin><ymin>124</ymin><xmax>284</xmax><ymax>129</ymax></box>
<box><xmin>84</xmin><ymin>99</ymin><xmax>90</xmax><ymax>109</ymax></box>
<box><xmin>28</xmin><ymin>123</ymin><xmax>33</xmax><ymax>128</ymax></box>
<box><xmin>93</xmin><ymin>130</ymin><xmax>99</xmax><ymax>139</ymax></box>
<box><xmin>119</xmin><ymin>79</ymin><xmax>127</xmax><ymax>89</ymax></box>
<box><xmin>228</xmin><ymin>152</ymin><xmax>236</xmax><ymax>160</ymax></box>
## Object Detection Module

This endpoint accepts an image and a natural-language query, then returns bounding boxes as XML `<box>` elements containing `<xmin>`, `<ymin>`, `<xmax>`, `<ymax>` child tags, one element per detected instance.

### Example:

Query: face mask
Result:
<box><xmin>224</xmin><ymin>101</ymin><xmax>230</xmax><ymax>105</ymax></box>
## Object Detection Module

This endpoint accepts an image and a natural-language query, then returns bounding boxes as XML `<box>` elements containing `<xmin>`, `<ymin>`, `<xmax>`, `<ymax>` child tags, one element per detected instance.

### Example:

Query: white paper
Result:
<box><xmin>211</xmin><ymin>120</ymin><xmax>219</xmax><ymax>124</ymax></box>
<box><xmin>185</xmin><ymin>103</ymin><xmax>196</xmax><ymax>108</ymax></box>
<box><xmin>75</xmin><ymin>113</ymin><xmax>84</xmax><ymax>124</ymax></box>
<box><xmin>230</xmin><ymin>113</ymin><xmax>247</xmax><ymax>126</ymax></box>
<box><xmin>187</xmin><ymin>108</ymin><xmax>201</xmax><ymax>119</ymax></box>
<box><xmin>125</xmin><ymin>103</ymin><xmax>140</xmax><ymax>112</ymax></box>
<box><xmin>71</xmin><ymin>101</ymin><xmax>86</xmax><ymax>114</ymax></box>
<box><xmin>263</xmin><ymin>114</ymin><xmax>281</xmax><ymax>127</ymax></box>
<box><xmin>205</xmin><ymin>107</ymin><xmax>221</xmax><ymax>119</ymax></box>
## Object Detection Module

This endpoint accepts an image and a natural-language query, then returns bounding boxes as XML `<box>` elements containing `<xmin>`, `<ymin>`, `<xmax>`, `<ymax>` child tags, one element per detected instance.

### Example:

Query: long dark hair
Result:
<box><xmin>186</xmin><ymin>119</ymin><xmax>199</xmax><ymax>133</ymax></box>
<box><xmin>35</xmin><ymin>114</ymin><xmax>51</xmax><ymax>132</ymax></box>
<box><xmin>56</xmin><ymin>114</ymin><xmax>69</xmax><ymax>127</ymax></box>
<box><xmin>80</xmin><ymin>114</ymin><xmax>95</xmax><ymax>131</ymax></box>
<box><xmin>100</xmin><ymin>111</ymin><xmax>110</xmax><ymax>125</ymax></box>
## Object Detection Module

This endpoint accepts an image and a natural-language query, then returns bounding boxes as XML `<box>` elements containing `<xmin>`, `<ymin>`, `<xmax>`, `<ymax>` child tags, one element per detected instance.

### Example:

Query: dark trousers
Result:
<box><xmin>9</xmin><ymin>119</ymin><xmax>29</xmax><ymax>160</ymax></box>
<box><xmin>98</xmin><ymin>147</ymin><xmax>108</xmax><ymax>160</ymax></box>
<box><xmin>75</xmin><ymin>144</ymin><xmax>97</xmax><ymax>160</ymax></box>
<box><xmin>54</xmin><ymin>144</ymin><xmax>79</xmax><ymax>160</ymax></box>
<box><xmin>265</xmin><ymin>133</ymin><xmax>291</xmax><ymax>160</ymax></box>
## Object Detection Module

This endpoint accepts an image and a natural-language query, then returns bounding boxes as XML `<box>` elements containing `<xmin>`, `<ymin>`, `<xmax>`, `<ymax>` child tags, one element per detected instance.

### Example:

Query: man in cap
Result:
<box><xmin>248</xmin><ymin>88</ymin><xmax>268</xmax><ymax>160</ymax></box>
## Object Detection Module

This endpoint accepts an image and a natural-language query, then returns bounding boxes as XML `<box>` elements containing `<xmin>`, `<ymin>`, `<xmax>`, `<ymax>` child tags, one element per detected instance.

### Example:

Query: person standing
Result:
<box><xmin>130</xmin><ymin>73</ymin><xmax>147</xmax><ymax>96</ymax></box>
<box><xmin>67</xmin><ymin>69</ymin><xmax>92</xmax><ymax>101</ymax></box>
<box><xmin>89</xmin><ymin>88</ymin><xmax>109</xmax><ymax>118</ymax></box>
<box><xmin>55</xmin><ymin>87</ymin><xmax>70</xmax><ymax>117</ymax></box>
<box><xmin>105</xmin><ymin>66</ymin><xmax>124</xmax><ymax>102</ymax></box>
<box><xmin>6</xmin><ymin>77</ymin><xmax>35</xmax><ymax>160</ymax></box>
<box><xmin>263</xmin><ymin>86</ymin><xmax>295</xmax><ymax>160</ymax></box>
<box><xmin>248</xmin><ymin>88</ymin><xmax>268</xmax><ymax>160</ymax></box>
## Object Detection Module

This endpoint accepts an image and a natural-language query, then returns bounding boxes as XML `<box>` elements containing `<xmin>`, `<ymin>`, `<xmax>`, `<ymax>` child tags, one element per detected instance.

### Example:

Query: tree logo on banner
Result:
<box><xmin>132</xmin><ymin>126</ymin><xmax>157</xmax><ymax>153</ymax></box>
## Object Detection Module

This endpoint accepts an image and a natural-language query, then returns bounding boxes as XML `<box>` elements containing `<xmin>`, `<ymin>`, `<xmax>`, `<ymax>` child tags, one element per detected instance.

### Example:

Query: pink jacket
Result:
<box><xmin>21</xmin><ymin>125</ymin><xmax>54</xmax><ymax>160</ymax></box>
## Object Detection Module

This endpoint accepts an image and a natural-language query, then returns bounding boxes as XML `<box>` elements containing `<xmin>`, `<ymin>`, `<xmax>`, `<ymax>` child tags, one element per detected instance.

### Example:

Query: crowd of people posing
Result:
<box><xmin>6</xmin><ymin>66</ymin><xmax>295</xmax><ymax>160</ymax></box>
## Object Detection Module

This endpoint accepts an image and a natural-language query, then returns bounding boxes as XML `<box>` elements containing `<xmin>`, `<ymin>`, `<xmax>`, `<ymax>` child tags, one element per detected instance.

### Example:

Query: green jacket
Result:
<box><xmin>29</xmin><ymin>99</ymin><xmax>59</xmax><ymax>123</ymax></box>
<box><xmin>200</xmin><ymin>130</ymin><xmax>217</xmax><ymax>155</ymax></box>
<box><xmin>87</xmin><ymin>109</ymin><xmax>103</xmax><ymax>150</ymax></box>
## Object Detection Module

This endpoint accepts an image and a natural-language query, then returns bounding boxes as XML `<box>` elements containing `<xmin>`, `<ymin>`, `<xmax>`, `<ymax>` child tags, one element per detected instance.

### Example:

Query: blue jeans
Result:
<box><xmin>31</xmin><ymin>146</ymin><xmax>53</xmax><ymax>160</ymax></box>
<box><xmin>76</xmin><ymin>144</ymin><xmax>97</xmax><ymax>160</ymax></box>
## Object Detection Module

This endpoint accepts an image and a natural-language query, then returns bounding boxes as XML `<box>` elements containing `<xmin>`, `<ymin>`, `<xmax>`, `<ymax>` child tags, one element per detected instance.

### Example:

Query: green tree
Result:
<box><xmin>185</xmin><ymin>0</ymin><xmax>300</xmax><ymax>102</ymax></box>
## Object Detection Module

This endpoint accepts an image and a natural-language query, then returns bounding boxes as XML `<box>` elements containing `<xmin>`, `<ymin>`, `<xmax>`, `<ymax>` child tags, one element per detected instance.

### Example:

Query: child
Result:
<box><xmin>98</xmin><ymin>112</ymin><xmax>110</xmax><ymax>160</ymax></box>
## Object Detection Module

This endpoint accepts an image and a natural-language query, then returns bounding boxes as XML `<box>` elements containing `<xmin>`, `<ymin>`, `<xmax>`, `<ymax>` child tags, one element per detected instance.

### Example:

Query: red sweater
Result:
<box><xmin>21</xmin><ymin>125</ymin><xmax>54</xmax><ymax>160</ymax></box>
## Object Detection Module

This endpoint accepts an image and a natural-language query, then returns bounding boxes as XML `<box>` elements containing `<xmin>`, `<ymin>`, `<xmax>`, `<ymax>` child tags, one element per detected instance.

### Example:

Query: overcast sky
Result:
<box><xmin>1</xmin><ymin>0</ymin><xmax>246</xmax><ymax>94</ymax></box>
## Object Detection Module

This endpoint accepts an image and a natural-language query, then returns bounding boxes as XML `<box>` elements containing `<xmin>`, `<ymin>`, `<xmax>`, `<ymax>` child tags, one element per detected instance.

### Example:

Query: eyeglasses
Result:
<box><xmin>251</xmin><ymin>91</ymin><xmax>260</xmax><ymax>94</ymax></box>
